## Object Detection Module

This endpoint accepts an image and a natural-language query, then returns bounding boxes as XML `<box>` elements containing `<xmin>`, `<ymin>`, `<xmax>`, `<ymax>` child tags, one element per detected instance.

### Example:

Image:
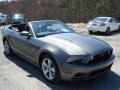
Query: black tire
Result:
<box><xmin>89</xmin><ymin>31</ymin><xmax>93</xmax><ymax>34</ymax></box>
<box><xmin>41</xmin><ymin>54</ymin><xmax>61</xmax><ymax>83</ymax></box>
<box><xmin>118</xmin><ymin>26</ymin><xmax>120</xmax><ymax>32</ymax></box>
<box><xmin>3</xmin><ymin>40</ymin><xmax>13</xmax><ymax>56</ymax></box>
<box><xmin>106</xmin><ymin>28</ymin><xmax>111</xmax><ymax>35</ymax></box>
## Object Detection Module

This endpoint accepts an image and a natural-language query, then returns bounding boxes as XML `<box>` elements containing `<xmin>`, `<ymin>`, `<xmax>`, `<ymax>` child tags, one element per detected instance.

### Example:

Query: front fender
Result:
<box><xmin>38</xmin><ymin>45</ymin><xmax>69</xmax><ymax>64</ymax></box>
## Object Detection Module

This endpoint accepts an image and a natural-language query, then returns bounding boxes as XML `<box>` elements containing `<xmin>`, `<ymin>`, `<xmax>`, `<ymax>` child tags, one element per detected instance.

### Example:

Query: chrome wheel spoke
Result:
<box><xmin>48</xmin><ymin>59</ymin><xmax>51</xmax><ymax>67</ymax></box>
<box><xmin>48</xmin><ymin>70</ymin><xmax>53</xmax><ymax>80</ymax></box>
<box><xmin>42</xmin><ymin>58</ymin><xmax>56</xmax><ymax>80</ymax></box>
<box><xmin>50</xmin><ymin>67</ymin><xmax>55</xmax><ymax>73</ymax></box>
<box><xmin>43</xmin><ymin>61</ymin><xmax>48</xmax><ymax>68</ymax></box>
<box><xmin>44</xmin><ymin>69</ymin><xmax>49</xmax><ymax>75</ymax></box>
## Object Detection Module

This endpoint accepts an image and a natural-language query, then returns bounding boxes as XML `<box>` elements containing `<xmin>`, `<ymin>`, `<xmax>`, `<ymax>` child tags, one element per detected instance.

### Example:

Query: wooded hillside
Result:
<box><xmin>0</xmin><ymin>0</ymin><xmax>120</xmax><ymax>23</ymax></box>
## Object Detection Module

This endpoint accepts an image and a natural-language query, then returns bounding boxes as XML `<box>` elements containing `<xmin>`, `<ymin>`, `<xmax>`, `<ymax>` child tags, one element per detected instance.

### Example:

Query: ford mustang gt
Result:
<box><xmin>2</xmin><ymin>20</ymin><xmax>115</xmax><ymax>83</ymax></box>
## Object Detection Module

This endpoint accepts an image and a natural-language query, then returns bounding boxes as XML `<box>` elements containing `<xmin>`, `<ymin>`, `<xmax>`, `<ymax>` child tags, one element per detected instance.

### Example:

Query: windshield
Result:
<box><xmin>93</xmin><ymin>17</ymin><xmax>108</xmax><ymax>22</ymax></box>
<box><xmin>31</xmin><ymin>21</ymin><xmax>74</xmax><ymax>37</ymax></box>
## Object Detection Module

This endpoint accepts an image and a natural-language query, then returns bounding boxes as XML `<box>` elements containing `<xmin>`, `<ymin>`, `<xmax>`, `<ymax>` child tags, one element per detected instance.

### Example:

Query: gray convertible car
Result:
<box><xmin>2</xmin><ymin>20</ymin><xmax>115</xmax><ymax>83</ymax></box>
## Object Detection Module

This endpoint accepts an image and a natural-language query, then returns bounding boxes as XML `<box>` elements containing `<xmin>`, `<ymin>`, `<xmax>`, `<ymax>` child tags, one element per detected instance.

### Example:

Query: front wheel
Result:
<box><xmin>41</xmin><ymin>55</ymin><xmax>61</xmax><ymax>83</ymax></box>
<box><xmin>3</xmin><ymin>40</ymin><xmax>13</xmax><ymax>55</ymax></box>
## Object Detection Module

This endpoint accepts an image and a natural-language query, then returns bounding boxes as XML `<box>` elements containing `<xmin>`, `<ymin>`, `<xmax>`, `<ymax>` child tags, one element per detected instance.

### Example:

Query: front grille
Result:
<box><xmin>73</xmin><ymin>64</ymin><xmax>112</xmax><ymax>79</ymax></box>
<box><xmin>88</xmin><ymin>50</ymin><xmax>112</xmax><ymax>65</ymax></box>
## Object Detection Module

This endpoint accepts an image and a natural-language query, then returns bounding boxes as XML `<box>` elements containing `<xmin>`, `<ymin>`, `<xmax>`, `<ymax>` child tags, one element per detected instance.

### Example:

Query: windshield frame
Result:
<box><xmin>30</xmin><ymin>20</ymin><xmax>74</xmax><ymax>38</ymax></box>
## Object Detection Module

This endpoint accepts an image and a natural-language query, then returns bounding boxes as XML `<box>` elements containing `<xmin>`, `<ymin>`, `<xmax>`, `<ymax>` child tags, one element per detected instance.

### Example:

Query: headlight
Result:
<box><xmin>66</xmin><ymin>56</ymin><xmax>84</xmax><ymax>62</ymax></box>
<box><xmin>66</xmin><ymin>55</ymin><xmax>92</xmax><ymax>65</ymax></box>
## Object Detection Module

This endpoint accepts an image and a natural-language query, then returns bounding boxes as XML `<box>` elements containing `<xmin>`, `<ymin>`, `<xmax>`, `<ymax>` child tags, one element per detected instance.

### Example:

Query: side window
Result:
<box><xmin>110</xmin><ymin>18</ymin><xmax>119</xmax><ymax>23</ymax></box>
<box><xmin>112</xmin><ymin>18</ymin><xmax>117</xmax><ymax>23</ymax></box>
<box><xmin>109</xmin><ymin>19</ymin><xmax>113</xmax><ymax>23</ymax></box>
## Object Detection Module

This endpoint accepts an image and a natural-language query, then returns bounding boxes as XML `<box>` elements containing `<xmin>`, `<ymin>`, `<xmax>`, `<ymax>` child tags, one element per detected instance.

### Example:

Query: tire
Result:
<box><xmin>118</xmin><ymin>26</ymin><xmax>120</xmax><ymax>32</ymax></box>
<box><xmin>41</xmin><ymin>54</ymin><xmax>61</xmax><ymax>83</ymax></box>
<box><xmin>106</xmin><ymin>28</ymin><xmax>111</xmax><ymax>35</ymax></box>
<box><xmin>3</xmin><ymin>40</ymin><xmax>13</xmax><ymax>56</ymax></box>
<box><xmin>89</xmin><ymin>31</ymin><xmax>93</xmax><ymax>34</ymax></box>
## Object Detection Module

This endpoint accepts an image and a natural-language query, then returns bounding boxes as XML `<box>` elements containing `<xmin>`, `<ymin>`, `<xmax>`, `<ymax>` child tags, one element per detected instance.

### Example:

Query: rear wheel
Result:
<box><xmin>118</xmin><ymin>26</ymin><xmax>120</xmax><ymax>32</ymax></box>
<box><xmin>3</xmin><ymin>40</ymin><xmax>13</xmax><ymax>55</ymax></box>
<box><xmin>41</xmin><ymin>54</ymin><xmax>61</xmax><ymax>83</ymax></box>
<box><xmin>89</xmin><ymin>31</ymin><xmax>93</xmax><ymax>34</ymax></box>
<box><xmin>106</xmin><ymin>28</ymin><xmax>110</xmax><ymax>35</ymax></box>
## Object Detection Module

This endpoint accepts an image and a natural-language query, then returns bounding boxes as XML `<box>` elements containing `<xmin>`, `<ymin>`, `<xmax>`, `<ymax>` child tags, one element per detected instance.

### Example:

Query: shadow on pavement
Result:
<box><xmin>5</xmin><ymin>53</ymin><xmax>120</xmax><ymax>90</ymax></box>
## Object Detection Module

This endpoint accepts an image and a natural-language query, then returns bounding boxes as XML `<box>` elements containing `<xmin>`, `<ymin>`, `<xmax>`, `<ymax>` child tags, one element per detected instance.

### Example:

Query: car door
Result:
<box><xmin>13</xmin><ymin>27</ymin><xmax>40</xmax><ymax>63</ymax></box>
<box><xmin>4</xmin><ymin>28</ymin><xmax>16</xmax><ymax>49</ymax></box>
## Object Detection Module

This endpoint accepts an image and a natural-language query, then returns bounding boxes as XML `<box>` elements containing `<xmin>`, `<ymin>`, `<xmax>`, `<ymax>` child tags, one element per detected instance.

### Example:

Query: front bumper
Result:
<box><xmin>60</xmin><ymin>54</ymin><xmax>115</xmax><ymax>80</ymax></box>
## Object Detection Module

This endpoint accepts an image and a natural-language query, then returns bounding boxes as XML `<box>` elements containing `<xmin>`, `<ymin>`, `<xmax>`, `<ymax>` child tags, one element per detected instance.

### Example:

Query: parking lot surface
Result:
<box><xmin>0</xmin><ymin>24</ymin><xmax>120</xmax><ymax>90</ymax></box>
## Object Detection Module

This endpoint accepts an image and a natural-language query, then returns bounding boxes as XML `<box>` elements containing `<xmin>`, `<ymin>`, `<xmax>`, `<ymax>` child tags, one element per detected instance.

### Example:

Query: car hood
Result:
<box><xmin>39</xmin><ymin>33</ymin><xmax>112</xmax><ymax>55</ymax></box>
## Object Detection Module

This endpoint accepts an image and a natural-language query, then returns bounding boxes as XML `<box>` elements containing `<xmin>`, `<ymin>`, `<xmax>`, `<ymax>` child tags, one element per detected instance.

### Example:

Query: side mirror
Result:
<box><xmin>20</xmin><ymin>31</ymin><xmax>31</xmax><ymax>38</ymax></box>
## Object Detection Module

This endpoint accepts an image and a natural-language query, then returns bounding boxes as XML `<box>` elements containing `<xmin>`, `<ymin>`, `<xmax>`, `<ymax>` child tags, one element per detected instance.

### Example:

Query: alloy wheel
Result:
<box><xmin>42</xmin><ymin>58</ymin><xmax>56</xmax><ymax>80</ymax></box>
